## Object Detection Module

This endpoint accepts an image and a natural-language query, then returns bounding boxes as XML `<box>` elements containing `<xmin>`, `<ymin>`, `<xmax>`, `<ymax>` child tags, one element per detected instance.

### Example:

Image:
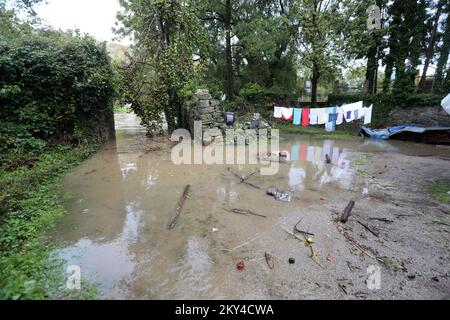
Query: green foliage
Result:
<box><xmin>0</xmin><ymin>144</ymin><xmax>99</xmax><ymax>300</ymax></box>
<box><xmin>116</xmin><ymin>0</ymin><xmax>206</xmax><ymax>133</ymax></box>
<box><xmin>0</xmin><ymin>29</ymin><xmax>115</xmax><ymax>166</ymax></box>
<box><xmin>239</xmin><ymin>83</ymin><xmax>267</xmax><ymax>105</ymax></box>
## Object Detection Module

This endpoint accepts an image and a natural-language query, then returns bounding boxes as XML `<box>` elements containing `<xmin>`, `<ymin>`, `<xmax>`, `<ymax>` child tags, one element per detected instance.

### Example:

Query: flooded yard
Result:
<box><xmin>49</xmin><ymin>114</ymin><xmax>450</xmax><ymax>300</ymax></box>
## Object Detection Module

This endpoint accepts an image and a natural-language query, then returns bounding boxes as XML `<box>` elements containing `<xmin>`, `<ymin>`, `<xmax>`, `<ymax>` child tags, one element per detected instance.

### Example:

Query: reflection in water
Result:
<box><xmin>50</xmin><ymin>114</ymin><xmax>450</xmax><ymax>299</ymax></box>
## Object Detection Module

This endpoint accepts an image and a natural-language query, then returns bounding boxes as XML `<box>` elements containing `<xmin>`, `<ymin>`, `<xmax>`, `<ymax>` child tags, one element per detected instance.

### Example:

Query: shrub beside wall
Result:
<box><xmin>0</xmin><ymin>31</ymin><xmax>116</xmax><ymax>165</ymax></box>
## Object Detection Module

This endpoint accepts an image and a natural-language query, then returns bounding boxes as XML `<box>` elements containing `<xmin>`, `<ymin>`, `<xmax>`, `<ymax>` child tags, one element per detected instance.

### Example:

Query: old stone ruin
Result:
<box><xmin>185</xmin><ymin>89</ymin><xmax>272</xmax><ymax>146</ymax></box>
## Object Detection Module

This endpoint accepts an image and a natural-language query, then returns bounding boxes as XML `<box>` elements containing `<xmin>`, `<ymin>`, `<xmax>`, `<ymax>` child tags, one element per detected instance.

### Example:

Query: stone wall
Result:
<box><xmin>186</xmin><ymin>89</ymin><xmax>225</xmax><ymax>145</ymax></box>
<box><xmin>389</xmin><ymin>106</ymin><xmax>450</xmax><ymax>127</ymax></box>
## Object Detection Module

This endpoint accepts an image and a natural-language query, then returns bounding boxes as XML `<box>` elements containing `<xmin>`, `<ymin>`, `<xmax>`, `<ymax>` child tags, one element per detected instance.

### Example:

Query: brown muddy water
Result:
<box><xmin>50</xmin><ymin>113</ymin><xmax>450</xmax><ymax>300</ymax></box>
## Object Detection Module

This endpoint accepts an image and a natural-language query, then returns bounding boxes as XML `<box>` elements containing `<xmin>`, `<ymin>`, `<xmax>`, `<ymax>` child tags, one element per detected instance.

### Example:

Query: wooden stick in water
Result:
<box><xmin>167</xmin><ymin>185</ymin><xmax>191</xmax><ymax>230</ymax></box>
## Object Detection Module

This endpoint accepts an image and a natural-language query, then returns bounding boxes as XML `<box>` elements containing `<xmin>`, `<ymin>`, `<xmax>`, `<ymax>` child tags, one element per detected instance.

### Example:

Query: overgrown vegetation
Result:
<box><xmin>0</xmin><ymin>144</ymin><xmax>99</xmax><ymax>299</ymax></box>
<box><xmin>0</xmin><ymin>30</ymin><xmax>116</xmax><ymax>167</ymax></box>
<box><xmin>0</xmin><ymin>1</ymin><xmax>116</xmax><ymax>299</ymax></box>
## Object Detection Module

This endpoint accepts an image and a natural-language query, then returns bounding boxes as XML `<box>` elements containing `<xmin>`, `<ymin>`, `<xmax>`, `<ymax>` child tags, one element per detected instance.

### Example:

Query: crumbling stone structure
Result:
<box><xmin>186</xmin><ymin>89</ymin><xmax>225</xmax><ymax>145</ymax></box>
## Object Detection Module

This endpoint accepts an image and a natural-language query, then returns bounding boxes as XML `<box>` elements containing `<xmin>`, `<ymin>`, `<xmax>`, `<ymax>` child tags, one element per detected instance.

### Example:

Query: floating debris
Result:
<box><xmin>267</xmin><ymin>187</ymin><xmax>293</xmax><ymax>202</ymax></box>
<box><xmin>265</xmin><ymin>252</ymin><xmax>275</xmax><ymax>269</ymax></box>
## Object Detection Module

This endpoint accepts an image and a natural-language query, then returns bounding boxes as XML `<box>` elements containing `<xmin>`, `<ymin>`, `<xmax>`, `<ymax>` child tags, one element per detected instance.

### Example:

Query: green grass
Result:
<box><xmin>428</xmin><ymin>180</ymin><xmax>450</xmax><ymax>204</ymax></box>
<box><xmin>273</xmin><ymin>122</ymin><xmax>361</xmax><ymax>140</ymax></box>
<box><xmin>0</xmin><ymin>143</ymin><xmax>99</xmax><ymax>300</ymax></box>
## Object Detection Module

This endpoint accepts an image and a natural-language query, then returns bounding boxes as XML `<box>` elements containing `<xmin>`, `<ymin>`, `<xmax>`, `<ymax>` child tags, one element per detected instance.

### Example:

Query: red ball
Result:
<box><xmin>236</xmin><ymin>261</ymin><xmax>245</xmax><ymax>271</ymax></box>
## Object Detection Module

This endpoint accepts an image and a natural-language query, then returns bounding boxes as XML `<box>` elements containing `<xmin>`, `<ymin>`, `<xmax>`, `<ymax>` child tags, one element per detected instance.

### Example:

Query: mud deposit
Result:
<box><xmin>50</xmin><ymin>114</ymin><xmax>450</xmax><ymax>300</ymax></box>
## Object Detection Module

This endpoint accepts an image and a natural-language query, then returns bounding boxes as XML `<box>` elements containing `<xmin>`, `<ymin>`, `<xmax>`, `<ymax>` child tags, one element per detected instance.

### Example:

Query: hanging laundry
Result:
<box><xmin>281</xmin><ymin>107</ymin><xmax>294</xmax><ymax>121</ymax></box>
<box><xmin>317</xmin><ymin>108</ymin><xmax>327</xmax><ymax>124</ymax></box>
<box><xmin>309</xmin><ymin>108</ymin><xmax>319</xmax><ymax>125</ymax></box>
<box><xmin>333</xmin><ymin>106</ymin><xmax>338</xmax><ymax>130</ymax></box>
<box><xmin>341</xmin><ymin>101</ymin><xmax>363</xmax><ymax>123</ymax></box>
<box><xmin>364</xmin><ymin>104</ymin><xmax>373</xmax><ymax>125</ymax></box>
<box><xmin>301</xmin><ymin>108</ymin><xmax>310</xmax><ymax>127</ymax></box>
<box><xmin>336</xmin><ymin>107</ymin><xmax>344</xmax><ymax>125</ymax></box>
<box><xmin>357</xmin><ymin>106</ymin><xmax>365</xmax><ymax>120</ymax></box>
<box><xmin>325</xmin><ymin>107</ymin><xmax>336</xmax><ymax>132</ymax></box>
<box><xmin>273</xmin><ymin>106</ymin><xmax>282</xmax><ymax>118</ymax></box>
<box><xmin>293</xmin><ymin>108</ymin><xmax>302</xmax><ymax>125</ymax></box>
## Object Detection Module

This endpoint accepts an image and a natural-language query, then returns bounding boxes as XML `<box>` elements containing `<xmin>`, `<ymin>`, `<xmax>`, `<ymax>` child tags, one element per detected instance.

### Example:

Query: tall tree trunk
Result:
<box><xmin>435</xmin><ymin>5</ymin><xmax>450</xmax><ymax>92</ymax></box>
<box><xmin>365</xmin><ymin>44</ymin><xmax>377</xmax><ymax>94</ymax></box>
<box><xmin>383</xmin><ymin>60</ymin><xmax>393</xmax><ymax>92</ymax></box>
<box><xmin>418</xmin><ymin>0</ymin><xmax>444</xmax><ymax>91</ymax></box>
<box><xmin>311</xmin><ymin>62</ymin><xmax>319</xmax><ymax>107</ymax></box>
<box><xmin>225</xmin><ymin>0</ymin><xmax>234</xmax><ymax>101</ymax></box>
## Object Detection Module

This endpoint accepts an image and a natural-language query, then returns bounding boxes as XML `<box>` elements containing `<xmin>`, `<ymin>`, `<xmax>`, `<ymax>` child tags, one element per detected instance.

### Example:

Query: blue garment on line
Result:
<box><xmin>293</xmin><ymin>108</ymin><xmax>302</xmax><ymax>125</ymax></box>
<box><xmin>325</xmin><ymin>107</ymin><xmax>336</xmax><ymax>132</ymax></box>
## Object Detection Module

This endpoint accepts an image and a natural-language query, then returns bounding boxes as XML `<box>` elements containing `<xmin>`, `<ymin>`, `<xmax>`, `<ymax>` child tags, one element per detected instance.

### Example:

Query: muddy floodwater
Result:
<box><xmin>50</xmin><ymin>113</ymin><xmax>450</xmax><ymax>300</ymax></box>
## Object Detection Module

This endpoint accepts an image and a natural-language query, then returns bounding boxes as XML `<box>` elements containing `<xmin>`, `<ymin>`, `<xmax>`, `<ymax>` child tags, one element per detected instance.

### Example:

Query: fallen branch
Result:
<box><xmin>341</xmin><ymin>200</ymin><xmax>355</xmax><ymax>223</ymax></box>
<box><xmin>167</xmin><ymin>185</ymin><xmax>191</xmax><ymax>230</ymax></box>
<box><xmin>283</xmin><ymin>228</ymin><xmax>324</xmax><ymax>269</ymax></box>
<box><xmin>227</xmin><ymin>167</ymin><xmax>261</xmax><ymax>189</ymax></box>
<box><xmin>356</xmin><ymin>220</ymin><xmax>380</xmax><ymax>238</ymax></box>
<box><xmin>369</xmin><ymin>217</ymin><xmax>394</xmax><ymax>223</ymax></box>
<box><xmin>225</xmin><ymin>208</ymin><xmax>267</xmax><ymax>218</ymax></box>
<box><xmin>294</xmin><ymin>218</ymin><xmax>315</xmax><ymax>237</ymax></box>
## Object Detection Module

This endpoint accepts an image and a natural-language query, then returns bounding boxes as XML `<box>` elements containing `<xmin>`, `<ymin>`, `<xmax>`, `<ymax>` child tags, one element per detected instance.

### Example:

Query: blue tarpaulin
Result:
<box><xmin>360</xmin><ymin>126</ymin><xmax>450</xmax><ymax>140</ymax></box>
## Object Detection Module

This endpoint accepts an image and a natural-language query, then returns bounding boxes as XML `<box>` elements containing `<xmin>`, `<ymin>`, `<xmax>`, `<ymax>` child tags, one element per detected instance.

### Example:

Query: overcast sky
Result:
<box><xmin>35</xmin><ymin>0</ymin><xmax>129</xmax><ymax>44</ymax></box>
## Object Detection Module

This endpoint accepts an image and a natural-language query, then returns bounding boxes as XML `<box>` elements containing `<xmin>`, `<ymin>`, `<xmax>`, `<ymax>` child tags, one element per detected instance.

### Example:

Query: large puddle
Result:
<box><xmin>50</xmin><ymin>113</ymin><xmax>450</xmax><ymax>299</ymax></box>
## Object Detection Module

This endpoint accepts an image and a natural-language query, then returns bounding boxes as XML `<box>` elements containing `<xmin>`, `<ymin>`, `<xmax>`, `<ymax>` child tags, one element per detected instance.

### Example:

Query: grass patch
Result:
<box><xmin>0</xmin><ymin>143</ymin><xmax>99</xmax><ymax>300</ymax></box>
<box><xmin>428</xmin><ymin>180</ymin><xmax>450</xmax><ymax>204</ymax></box>
<box><xmin>273</xmin><ymin>122</ymin><xmax>360</xmax><ymax>140</ymax></box>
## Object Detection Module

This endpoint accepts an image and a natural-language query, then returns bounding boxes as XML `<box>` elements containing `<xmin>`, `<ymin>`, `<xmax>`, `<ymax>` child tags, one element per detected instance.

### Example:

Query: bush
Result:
<box><xmin>0</xmin><ymin>31</ymin><xmax>115</xmax><ymax>166</ymax></box>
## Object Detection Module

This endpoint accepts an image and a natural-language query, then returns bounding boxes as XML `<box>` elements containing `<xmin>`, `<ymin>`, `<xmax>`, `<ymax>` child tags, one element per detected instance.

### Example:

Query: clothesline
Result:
<box><xmin>273</xmin><ymin>101</ymin><xmax>373</xmax><ymax>132</ymax></box>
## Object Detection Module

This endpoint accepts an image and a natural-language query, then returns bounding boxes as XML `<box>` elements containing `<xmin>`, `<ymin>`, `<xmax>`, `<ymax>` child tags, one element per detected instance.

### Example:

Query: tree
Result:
<box><xmin>195</xmin><ymin>0</ymin><xmax>237</xmax><ymax>101</ymax></box>
<box><xmin>293</xmin><ymin>0</ymin><xmax>348</xmax><ymax>106</ymax></box>
<box><xmin>435</xmin><ymin>3</ymin><xmax>450</xmax><ymax>92</ymax></box>
<box><xmin>418</xmin><ymin>0</ymin><xmax>446</xmax><ymax>91</ymax></box>
<box><xmin>382</xmin><ymin>0</ymin><xmax>427</xmax><ymax>94</ymax></box>
<box><xmin>342</xmin><ymin>0</ymin><xmax>388</xmax><ymax>94</ymax></box>
<box><xmin>235</xmin><ymin>0</ymin><xmax>298</xmax><ymax>99</ymax></box>
<box><xmin>116</xmin><ymin>0</ymin><xmax>205</xmax><ymax>133</ymax></box>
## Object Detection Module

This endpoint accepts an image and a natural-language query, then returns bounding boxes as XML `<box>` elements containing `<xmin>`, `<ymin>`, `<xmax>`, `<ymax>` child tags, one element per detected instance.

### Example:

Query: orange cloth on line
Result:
<box><xmin>301</xmin><ymin>108</ymin><xmax>310</xmax><ymax>127</ymax></box>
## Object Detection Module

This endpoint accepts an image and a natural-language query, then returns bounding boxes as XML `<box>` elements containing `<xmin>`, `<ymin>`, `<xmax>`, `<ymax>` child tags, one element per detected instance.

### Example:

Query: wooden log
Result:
<box><xmin>167</xmin><ymin>185</ymin><xmax>191</xmax><ymax>230</ymax></box>
<box><xmin>340</xmin><ymin>200</ymin><xmax>355</xmax><ymax>223</ymax></box>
